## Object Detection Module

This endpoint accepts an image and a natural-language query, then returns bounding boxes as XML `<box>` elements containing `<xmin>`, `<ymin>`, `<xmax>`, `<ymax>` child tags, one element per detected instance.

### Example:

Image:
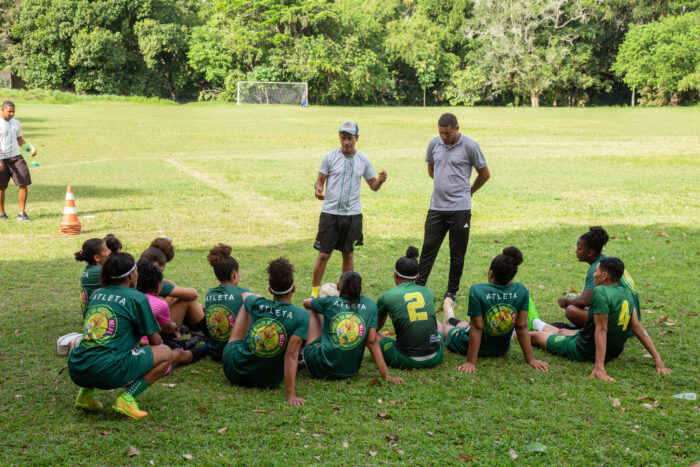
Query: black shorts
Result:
<box><xmin>313</xmin><ymin>213</ymin><xmax>363</xmax><ymax>254</ymax></box>
<box><xmin>0</xmin><ymin>156</ymin><xmax>32</xmax><ymax>189</ymax></box>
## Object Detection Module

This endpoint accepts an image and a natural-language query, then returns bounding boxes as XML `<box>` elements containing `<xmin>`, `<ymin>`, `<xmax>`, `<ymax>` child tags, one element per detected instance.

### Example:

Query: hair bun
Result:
<box><xmin>208</xmin><ymin>243</ymin><xmax>232</xmax><ymax>267</ymax></box>
<box><xmin>405</xmin><ymin>246</ymin><xmax>419</xmax><ymax>259</ymax></box>
<box><xmin>502</xmin><ymin>246</ymin><xmax>523</xmax><ymax>266</ymax></box>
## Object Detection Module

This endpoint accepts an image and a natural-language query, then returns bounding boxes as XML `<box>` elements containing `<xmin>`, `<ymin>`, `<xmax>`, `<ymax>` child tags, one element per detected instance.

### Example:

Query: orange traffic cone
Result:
<box><xmin>59</xmin><ymin>185</ymin><xmax>82</xmax><ymax>235</ymax></box>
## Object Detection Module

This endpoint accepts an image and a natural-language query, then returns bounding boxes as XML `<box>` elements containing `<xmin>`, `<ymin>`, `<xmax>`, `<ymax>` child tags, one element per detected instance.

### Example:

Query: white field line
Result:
<box><xmin>165</xmin><ymin>158</ymin><xmax>300</xmax><ymax>229</ymax></box>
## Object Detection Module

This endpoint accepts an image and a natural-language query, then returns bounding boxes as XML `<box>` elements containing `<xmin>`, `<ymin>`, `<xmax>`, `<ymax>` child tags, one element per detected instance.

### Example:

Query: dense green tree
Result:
<box><xmin>613</xmin><ymin>11</ymin><xmax>700</xmax><ymax>105</ymax></box>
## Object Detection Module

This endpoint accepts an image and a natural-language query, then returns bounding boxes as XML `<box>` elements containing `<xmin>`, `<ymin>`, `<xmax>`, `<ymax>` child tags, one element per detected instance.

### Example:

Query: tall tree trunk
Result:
<box><xmin>631</xmin><ymin>88</ymin><xmax>636</xmax><ymax>107</ymax></box>
<box><xmin>530</xmin><ymin>90</ymin><xmax>540</xmax><ymax>107</ymax></box>
<box><xmin>423</xmin><ymin>87</ymin><xmax>426</xmax><ymax>107</ymax></box>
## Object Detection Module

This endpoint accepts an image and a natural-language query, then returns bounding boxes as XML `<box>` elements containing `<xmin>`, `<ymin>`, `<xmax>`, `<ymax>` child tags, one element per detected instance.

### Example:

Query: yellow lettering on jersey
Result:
<box><xmin>404</xmin><ymin>292</ymin><xmax>427</xmax><ymax>322</ymax></box>
<box><xmin>618</xmin><ymin>300</ymin><xmax>631</xmax><ymax>331</ymax></box>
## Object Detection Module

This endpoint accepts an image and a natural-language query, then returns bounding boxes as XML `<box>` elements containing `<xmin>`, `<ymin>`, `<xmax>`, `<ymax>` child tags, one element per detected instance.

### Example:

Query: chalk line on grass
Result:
<box><xmin>165</xmin><ymin>158</ymin><xmax>300</xmax><ymax>229</ymax></box>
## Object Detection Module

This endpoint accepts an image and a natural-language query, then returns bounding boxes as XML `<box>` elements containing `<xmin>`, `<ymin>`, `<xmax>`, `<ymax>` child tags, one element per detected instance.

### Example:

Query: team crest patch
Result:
<box><xmin>484</xmin><ymin>303</ymin><xmax>517</xmax><ymax>336</ymax></box>
<box><xmin>249</xmin><ymin>318</ymin><xmax>286</xmax><ymax>357</ymax></box>
<box><xmin>82</xmin><ymin>305</ymin><xmax>117</xmax><ymax>347</ymax></box>
<box><xmin>330</xmin><ymin>312</ymin><xmax>365</xmax><ymax>350</ymax></box>
<box><xmin>554</xmin><ymin>335</ymin><xmax>565</xmax><ymax>343</ymax></box>
<box><xmin>207</xmin><ymin>305</ymin><xmax>234</xmax><ymax>341</ymax></box>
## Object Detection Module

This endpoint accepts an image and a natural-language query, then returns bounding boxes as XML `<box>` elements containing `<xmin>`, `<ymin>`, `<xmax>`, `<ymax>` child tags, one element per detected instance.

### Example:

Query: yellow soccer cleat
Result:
<box><xmin>112</xmin><ymin>393</ymin><xmax>147</xmax><ymax>419</ymax></box>
<box><xmin>75</xmin><ymin>387</ymin><xmax>103</xmax><ymax>411</ymax></box>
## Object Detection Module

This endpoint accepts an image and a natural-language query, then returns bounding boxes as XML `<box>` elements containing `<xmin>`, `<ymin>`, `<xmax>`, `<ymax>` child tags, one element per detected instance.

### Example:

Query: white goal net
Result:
<box><xmin>237</xmin><ymin>81</ymin><xmax>308</xmax><ymax>105</ymax></box>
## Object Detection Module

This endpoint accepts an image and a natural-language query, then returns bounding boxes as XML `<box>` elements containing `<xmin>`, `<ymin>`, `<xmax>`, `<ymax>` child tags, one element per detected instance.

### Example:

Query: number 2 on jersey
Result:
<box><xmin>404</xmin><ymin>292</ymin><xmax>427</xmax><ymax>322</ymax></box>
<box><xmin>618</xmin><ymin>300</ymin><xmax>631</xmax><ymax>330</ymax></box>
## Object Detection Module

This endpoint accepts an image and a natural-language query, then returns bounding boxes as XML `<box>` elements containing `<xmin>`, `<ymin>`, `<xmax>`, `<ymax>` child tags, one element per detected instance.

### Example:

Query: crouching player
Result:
<box><xmin>530</xmin><ymin>257</ymin><xmax>671</xmax><ymax>381</ymax></box>
<box><xmin>438</xmin><ymin>247</ymin><xmax>549</xmax><ymax>373</ymax></box>
<box><xmin>222</xmin><ymin>257</ymin><xmax>309</xmax><ymax>407</ymax></box>
<box><xmin>301</xmin><ymin>271</ymin><xmax>403</xmax><ymax>383</ymax></box>
<box><xmin>68</xmin><ymin>253</ymin><xmax>172</xmax><ymax>418</ymax></box>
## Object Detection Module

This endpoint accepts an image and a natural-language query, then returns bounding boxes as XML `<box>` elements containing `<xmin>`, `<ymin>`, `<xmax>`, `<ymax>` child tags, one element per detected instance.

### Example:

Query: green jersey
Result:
<box><xmin>68</xmin><ymin>285</ymin><xmax>160</xmax><ymax>376</ymax></box>
<box><xmin>377</xmin><ymin>282</ymin><xmax>440</xmax><ymax>357</ymax></box>
<box><xmin>80</xmin><ymin>264</ymin><xmax>101</xmax><ymax>317</ymax></box>
<box><xmin>575</xmin><ymin>284</ymin><xmax>636</xmax><ymax>362</ymax></box>
<box><xmin>204</xmin><ymin>284</ymin><xmax>249</xmax><ymax>360</ymax></box>
<box><xmin>224</xmin><ymin>296</ymin><xmax>309</xmax><ymax>388</ymax></box>
<box><xmin>584</xmin><ymin>254</ymin><xmax>641</xmax><ymax>332</ymax></box>
<box><xmin>467</xmin><ymin>282</ymin><xmax>529</xmax><ymax>357</ymax></box>
<box><xmin>159</xmin><ymin>280</ymin><xmax>175</xmax><ymax>298</ymax></box>
<box><xmin>310</xmin><ymin>296</ymin><xmax>377</xmax><ymax>378</ymax></box>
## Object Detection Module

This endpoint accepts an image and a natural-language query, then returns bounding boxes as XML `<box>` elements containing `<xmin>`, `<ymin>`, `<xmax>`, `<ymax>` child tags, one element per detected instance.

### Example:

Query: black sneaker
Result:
<box><xmin>443</xmin><ymin>291</ymin><xmax>457</xmax><ymax>304</ymax></box>
<box><xmin>16</xmin><ymin>212</ymin><xmax>30</xmax><ymax>221</ymax></box>
<box><xmin>550</xmin><ymin>322</ymin><xmax>580</xmax><ymax>330</ymax></box>
<box><xmin>180</xmin><ymin>335</ymin><xmax>201</xmax><ymax>350</ymax></box>
<box><xmin>0</xmin><ymin>213</ymin><xmax>7</xmax><ymax>219</ymax></box>
<box><xmin>190</xmin><ymin>343</ymin><xmax>209</xmax><ymax>363</ymax></box>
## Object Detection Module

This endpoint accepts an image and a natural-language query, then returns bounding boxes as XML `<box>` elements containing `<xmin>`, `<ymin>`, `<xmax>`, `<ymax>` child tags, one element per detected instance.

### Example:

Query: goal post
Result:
<box><xmin>236</xmin><ymin>81</ymin><xmax>308</xmax><ymax>106</ymax></box>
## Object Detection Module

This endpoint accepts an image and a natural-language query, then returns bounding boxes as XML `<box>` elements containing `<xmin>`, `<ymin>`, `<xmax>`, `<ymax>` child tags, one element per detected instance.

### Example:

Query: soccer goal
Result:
<box><xmin>237</xmin><ymin>81</ymin><xmax>308</xmax><ymax>106</ymax></box>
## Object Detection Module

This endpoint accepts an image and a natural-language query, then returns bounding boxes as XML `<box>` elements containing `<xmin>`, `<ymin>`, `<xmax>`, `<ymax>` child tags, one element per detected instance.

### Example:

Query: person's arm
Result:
<box><xmin>376</xmin><ymin>296</ymin><xmax>387</xmax><ymax>330</ymax></box>
<box><xmin>16</xmin><ymin>136</ymin><xmax>36</xmax><ymax>156</ymax></box>
<box><xmin>160</xmin><ymin>321</ymin><xmax>178</xmax><ymax>334</ymax></box>
<box><xmin>427</xmin><ymin>163</ymin><xmax>434</xmax><ymax>179</ymax></box>
<box><xmin>515</xmin><ymin>310</ymin><xmax>549</xmax><ymax>371</ymax></box>
<box><xmin>302</xmin><ymin>297</ymin><xmax>313</xmax><ymax>310</ymax></box>
<box><xmin>589</xmin><ymin>313</ymin><xmax>614</xmax><ymax>381</ymax></box>
<box><xmin>629</xmin><ymin>313</ymin><xmax>672</xmax><ymax>374</ymax></box>
<box><xmin>470</xmin><ymin>165</ymin><xmax>490</xmax><ymax>196</ymax></box>
<box><xmin>366</xmin><ymin>170</ymin><xmax>387</xmax><ymax>191</ymax></box>
<box><xmin>284</xmin><ymin>335</ymin><xmax>306</xmax><ymax>406</ymax></box>
<box><xmin>366</xmin><ymin>328</ymin><xmax>404</xmax><ymax>384</ymax></box>
<box><xmin>147</xmin><ymin>331</ymin><xmax>163</xmax><ymax>346</ymax></box>
<box><xmin>314</xmin><ymin>172</ymin><xmax>327</xmax><ymax>200</ymax></box>
<box><xmin>558</xmin><ymin>289</ymin><xmax>593</xmax><ymax>309</ymax></box>
<box><xmin>167</xmin><ymin>285</ymin><xmax>198</xmax><ymax>301</ymax></box>
<box><xmin>458</xmin><ymin>316</ymin><xmax>483</xmax><ymax>373</ymax></box>
<box><xmin>229</xmin><ymin>295</ymin><xmax>254</xmax><ymax>343</ymax></box>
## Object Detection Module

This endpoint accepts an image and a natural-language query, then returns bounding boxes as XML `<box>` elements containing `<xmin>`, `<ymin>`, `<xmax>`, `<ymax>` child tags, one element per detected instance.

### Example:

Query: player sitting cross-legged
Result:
<box><xmin>530</xmin><ymin>256</ymin><xmax>671</xmax><ymax>381</ymax></box>
<box><xmin>437</xmin><ymin>247</ymin><xmax>549</xmax><ymax>373</ymax></box>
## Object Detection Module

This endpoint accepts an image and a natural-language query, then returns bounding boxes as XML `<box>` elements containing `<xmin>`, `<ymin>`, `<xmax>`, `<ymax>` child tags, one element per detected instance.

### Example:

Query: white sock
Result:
<box><xmin>532</xmin><ymin>318</ymin><xmax>547</xmax><ymax>332</ymax></box>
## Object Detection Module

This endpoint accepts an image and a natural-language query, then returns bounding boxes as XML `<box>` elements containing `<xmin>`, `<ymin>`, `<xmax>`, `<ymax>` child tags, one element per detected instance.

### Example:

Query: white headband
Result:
<box><xmin>270</xmin><ymin>283</ymin><xmax>294</xmax><ymax>295</ymax></box>
<box><xmin>111</xmin><ymin>263</ymin><xmax>136</xmax><ymax>279</ymax></box>
<box><xmin>394</xmin><ymin>268</ymin><xmax>418</xmax><ymax>280</ymax></box>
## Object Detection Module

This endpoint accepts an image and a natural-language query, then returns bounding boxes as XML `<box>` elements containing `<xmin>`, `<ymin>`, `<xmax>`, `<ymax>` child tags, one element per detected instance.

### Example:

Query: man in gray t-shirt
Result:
<box><xmin>416</xmin><ymin>113</ymin><xmax>490</xmax><ymax>305</ymax></box>
<box><xmin>0</xmin><ymin>101</ymin><xmax>37</xmax><ymax>221</ymax></box>
<box><xmin>311</xmin><ymin>120</ymin><xmax>387</xmax><ymax>297</ymax></box>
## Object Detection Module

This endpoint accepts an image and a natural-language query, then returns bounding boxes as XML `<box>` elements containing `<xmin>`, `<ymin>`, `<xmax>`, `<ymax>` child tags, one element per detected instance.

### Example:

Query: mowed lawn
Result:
<box><xmin>0</xmin><ymin>100</ymin><xmax>698</xmax><ymax>465</ymax></box>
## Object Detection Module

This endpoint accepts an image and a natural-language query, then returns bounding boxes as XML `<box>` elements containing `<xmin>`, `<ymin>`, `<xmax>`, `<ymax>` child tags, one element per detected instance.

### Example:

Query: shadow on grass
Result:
<box><xmin>28</xmin><ymin>184</ymin><xmax>145</xmax><ymax>203</ymax></box>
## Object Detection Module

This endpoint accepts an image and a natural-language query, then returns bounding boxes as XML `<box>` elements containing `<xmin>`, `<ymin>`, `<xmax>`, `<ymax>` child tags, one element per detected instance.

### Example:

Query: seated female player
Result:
<box><xmin>68</xmin><ymin>252</ymin><xmax>172</xmax><ymax>419</ymax></box>
<box><xmin>136</xmin><ymin>259</ymin><xmax>208</xmax><ymax>365</ymax></box>
<box><xmin>301</xmin><ymin>271</ymin><xmax>403</xmax><ymax>383</ymax></box>
<box><xmin>531</xmin><ymin>257</ymin><xmax>671</xmax><ymax>381</ymax></box>
<box><xmin>75</xmin><ymin>238</ymin><xmax>111</xmax><ymax>317</ymax></box>
<box><xmin>204</xmin><ymin>243</ymin><xmax>249</xmax><ymax>361</ymax></box>
<box><xmin>222</xmin><ymin>257</ymin><xmax>309</xmax><ymax>407</ymax></box>
<box><xmin>140</xmin><ymin>243</ymin><xmax>208</xmax><ymax>340</ymax></box>
<box><xmin>556</xmin><ymin>226</ymin><xmax>638</xmax><ymax>328</ymax></box>
<box><xmin>437</xmin><ymin>246</ymin><xmax>549</xmax><ymax>373</ymax></box>
<box><xmin>376</xmin><ymin>246</ymin><xmax>443</xmax><ymax>370</ymax></box>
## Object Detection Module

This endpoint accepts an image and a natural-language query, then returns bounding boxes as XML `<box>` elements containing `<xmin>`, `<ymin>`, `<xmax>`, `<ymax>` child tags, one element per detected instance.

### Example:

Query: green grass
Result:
<box><xmin>0</xmin><ymin>97</ymin><xmax>698</xmax><ymax>465</ymax></box>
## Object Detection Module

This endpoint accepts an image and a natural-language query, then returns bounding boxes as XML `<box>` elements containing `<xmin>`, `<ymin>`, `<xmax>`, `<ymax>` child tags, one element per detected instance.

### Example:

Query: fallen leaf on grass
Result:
<box><xmin>377</xmin><ymin>412</ymin><xmax>391</xmax><ymax>420</ymax></box>
<box><xmin>369</xmin><ymin>451</ymin><xmax>377</xmax><ymax>457</ymax></box>
<box><xmin>190</xmin><ymin>369</ymin><xmax>200</xmax><ymax>375</ymax></box>
<box><xmin>101</xmin><ymin>430</ymin><xmax>111</xmax><ymax>436</ymax></box>
<box><xmin>613</xmin><ymin>398</ymin><xmax>621</xmax><ymax>408</ymax></box>
<box><xmin>538</xmin><ymin>285</ymin><xmax>546</xmax><ymax>289</ymax></box>
<box><xmin>637</xmin><ymin>395</ymin><xmax>651</xmax><ymax>401</ymax></box>
<box><xmin>218</xmin><ymin>427</ymin><xmax>229</xmax><ymax>435</ymax></box>
<box><xmin>252</xmin><ymin>409</ymin><xmax>267</xmax><ymax>413</ymax></box>
<box><xmin>161</xmin><ymin>383</ymin><xmax>176</xmax><ymax>388</ymax></box>
<box><xmin>458</xmin><ymin>454</ymin><xmax>474</xmax><ymax>462</ymax></box>
<box><xmin>396</xmin><ymin>449</ymin><xmax>405</xmax><ymax>455</ymax></box>
<box><xmin>332</xmin><ymin>405</ymin><xmax>340</xmax><ymax>414</ymax></box>
<box><xmin>691</xmin><ymin>311</ymin><xmax>698</xmax><ymax>317</ymax></box>
<box><xmin>197</xmin><ymin>406</ymin><xmax>209</xmax><ymax>415</ymax></box>
<box><xmin>625</xmin><ymin>236</ymin><xmax>632</xmax><ymax>241</ymax></box>
<box><xmin>311</xmin><ymin>433</ymin><xmax>322</xmax><ymax>438</ymax></box>
<box><xmin>126</xmin><ymin>447</ymin><xmax>140</xmax><ymax>457</ymax></box>
<box><xmin>642</xmin><ymin>353</ymin><xmax>652</xmax><ymax>358</ymax></box>
<box><xmin>655</xmin><ymin>316</ymin><xmax>668</xmax><ymax>324</ymax></box>
<box><xmin>509</xmin><ymin>448</ymin><xmax>518</xmax><ymax>460</ymax></box>
<box><xmin>643</xmin><ymin>309</ymin><xmax>654</xmax><ymax>314</ymax></box>
<box><xmin>183</xmin><ymin>454</ymin><xmax>194</xmax><ymax>460</ymax></box>
<box><xmin>527</xmin><ymin>442</ymin><xmax>548</xmax><ymax>452</ymax></box>
<box><xmin>390</xmin><ymin>398</ymin><xmax>406</xmax><ymax>405</ymax></box>
<box><xmin>679</xmin><ymin>309</ymin><xmax>686</xmax><ymax>314</ymax></box>
<box><xmin>313</xmin><ymin>456</ymin><xmax>321</xmax><ymax>461</ymax></box>
<box><xmin>663</xmin><ymin>321</ymin><xmax>675</xmax><ymax>326</ymax></box>
<box><xmin>386</xmin><ymin>434</ymin><xmax>399</xmax><ymax>444</ymax></box>
<box><xmin>427</xmin><ymin>431</ymin><xmax>434</xmax><ymax>437</ymax></box>
<box><xmin>641</xmin><ymin>403</ymin><xmax>655</xmax><ymax>409</ymax></box>
<box><xmin>657</xmin><ymin>232</ymin><xmax>669</xmax><ymax>237</ymax></box>
<box><xmin>342</xmin><ymin>441</ymin><xmax>349</xmax><ymax>449</ymax></box>
<box><xmin>370</xmin><ymin>378</ymin><xmax>381</xmax><ymax>385</ymax></box>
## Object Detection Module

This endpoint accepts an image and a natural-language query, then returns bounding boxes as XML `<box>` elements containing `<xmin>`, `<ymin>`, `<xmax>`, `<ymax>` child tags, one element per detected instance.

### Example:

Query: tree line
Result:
<box><xmin>1</xmin><ymin>0</ymin><xmax>698</xmax><ymax>106</ymax></box>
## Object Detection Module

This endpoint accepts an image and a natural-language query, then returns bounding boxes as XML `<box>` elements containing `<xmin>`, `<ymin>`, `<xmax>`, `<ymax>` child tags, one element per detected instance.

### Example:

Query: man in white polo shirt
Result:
<box><xmin>0</xmin><ymin>101</ymin><xmax>36</xmax><ymax>221</ymax></box>
<box><xmin>416</xmin><ymin>113</ymin><xmax>490</xmax><ymax>306</ymax></box>
<box><xmin>311</xmin><ymin>121</ymin><xmax>387</xmax><ymax>297</ymax></box>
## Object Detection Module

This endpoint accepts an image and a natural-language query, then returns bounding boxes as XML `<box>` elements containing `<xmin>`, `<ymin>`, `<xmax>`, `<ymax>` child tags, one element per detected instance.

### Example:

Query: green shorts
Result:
<box><xmin>379</xmin><ymin>337</ymin><xmax>443</xmax><ymax>370</ymax></box>
<box><xmin>303</xmin><ymin>338</ymin><xmax>350</xmax><ymax>380</ymax></box>
<box><xmin>222</xmin><ymin>341</ymin><xmax>279</xmax><ymax>389</ymax></box>
<box><xmin>444</xmin><ymin>326</ymin><xmax>470</xmax><ymax>355</ymax></box>
<box><xmin>545</xmin><ymin>333</ymin><xmax>586</xmax><ymax>362</ymax></box>
<box><xmin>69</xmin><ymin>346</ymin><xmax>154</xmax><ymax>390</ymax></box>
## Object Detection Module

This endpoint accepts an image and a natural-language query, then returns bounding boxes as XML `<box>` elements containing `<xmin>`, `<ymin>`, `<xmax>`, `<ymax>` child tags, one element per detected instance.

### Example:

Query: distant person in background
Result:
<box><xmin>416</xmin><ymin>113</ymin><xmax>490</xmax><ymax>308</ymax></box>
<box><xmin>0</xmin><ymin>101</ymin><xmax>37</xmax><ymax>221</ymax></box>
<box><xmin>301</xmin><ymin>90</ymin><xmax>308</xmax><ymax>108</ymax></box>
<box><xmin>311</xmin><ymin>120</ymin><xmax>387</xmax><ymax>297</ymax></box>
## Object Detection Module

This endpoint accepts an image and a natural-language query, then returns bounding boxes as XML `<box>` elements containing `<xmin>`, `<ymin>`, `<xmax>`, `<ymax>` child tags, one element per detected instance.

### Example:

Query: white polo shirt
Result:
<box><xmin>0</xmin><ymin>118</ymin><xmax>22</xmax><ymax>160</ymax></box>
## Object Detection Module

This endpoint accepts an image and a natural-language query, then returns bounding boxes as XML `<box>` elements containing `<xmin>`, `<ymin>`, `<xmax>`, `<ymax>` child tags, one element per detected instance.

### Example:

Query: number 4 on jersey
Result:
<box><xmin>618</xmin><ymin>300</ymin><xmax>631</xmax><ymax>330</ymax></box>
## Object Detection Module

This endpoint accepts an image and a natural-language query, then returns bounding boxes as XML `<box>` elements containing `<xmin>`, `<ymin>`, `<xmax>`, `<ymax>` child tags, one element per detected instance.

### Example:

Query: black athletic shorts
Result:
<box><xmin>313</xmin><ymin>213</ymin><xmax>363</xmax><ymax>254</ymax></box>
<box><xmin>0</xmin><ymin>155</ymin><xmax>32</xmax><ymax>189</ymax></box>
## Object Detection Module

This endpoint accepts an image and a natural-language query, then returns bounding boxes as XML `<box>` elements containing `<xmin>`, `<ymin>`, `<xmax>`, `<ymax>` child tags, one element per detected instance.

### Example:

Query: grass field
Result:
<box><xmin>0</xmin><ymin>98</ymin><xmax>698</xmax><ymax>465</ymax></box>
